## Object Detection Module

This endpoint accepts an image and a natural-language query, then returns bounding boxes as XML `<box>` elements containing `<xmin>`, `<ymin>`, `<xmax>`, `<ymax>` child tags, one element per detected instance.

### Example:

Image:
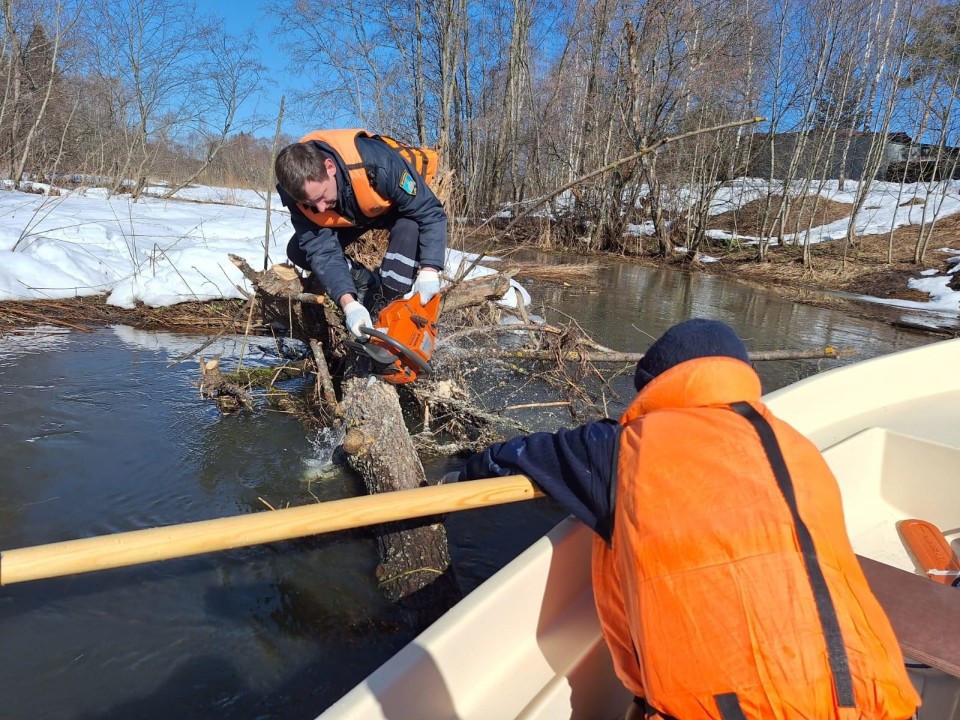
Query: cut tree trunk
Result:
<box><xmin>229</xmin><ymin>254</ymin><xmax>333</xmax><ymax>342</ymax></box>
<box><xmin>197</xmin><ymin>355</ymin><xmax>256</xmax><ymax>412</ymax></box>
<box><xmin>339</xmin><ymin>375</ymin><xmax>462</xmax><ymax>624</ymax></box>
<box><xmin>222</xmin><ymin>258</ymin><xmax>517</xmax><ymax>623</ymax></box>
<box><xmin>440</xmin><ymin>271</ymin><xmax>515</xmax><ymax>312</ymax></box>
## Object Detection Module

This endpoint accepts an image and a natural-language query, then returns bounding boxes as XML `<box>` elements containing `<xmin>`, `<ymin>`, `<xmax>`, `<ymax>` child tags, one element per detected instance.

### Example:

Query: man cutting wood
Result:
<box><xmin>275</xmin><ymin>129</ymin><xmax>446</xmax><ymax>339</ymax></box>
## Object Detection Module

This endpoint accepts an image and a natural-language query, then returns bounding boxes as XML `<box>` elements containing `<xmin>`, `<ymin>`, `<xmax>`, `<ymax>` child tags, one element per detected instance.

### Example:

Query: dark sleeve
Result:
<box><xmin>278</xmin><ymin>185</ymin><xmax>357</xmax><ymax>301</ymax></box>
<box><xmin>363</xmin><ymin>139</ymin><xmax>447</xmax><ymax>271</ymax></box>
<box><xmin>458</xmin><ymin>419</ymin><xmax>620</xmax><ymax>542</ymax></box>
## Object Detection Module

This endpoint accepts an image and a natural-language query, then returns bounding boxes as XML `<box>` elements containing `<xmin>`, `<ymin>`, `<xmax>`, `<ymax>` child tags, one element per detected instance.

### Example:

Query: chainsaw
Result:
<box><xmin>345</xmin><ymin>293</ymin><xmax>441</xmax><ymax>384</ymax></box>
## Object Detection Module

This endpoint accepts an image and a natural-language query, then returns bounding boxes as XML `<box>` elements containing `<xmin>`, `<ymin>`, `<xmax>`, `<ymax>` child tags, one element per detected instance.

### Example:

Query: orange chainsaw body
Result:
<box><xmin>356</xmin><ymin>293</ymin><xmax>441</xmax><ymax>384</ymax></box>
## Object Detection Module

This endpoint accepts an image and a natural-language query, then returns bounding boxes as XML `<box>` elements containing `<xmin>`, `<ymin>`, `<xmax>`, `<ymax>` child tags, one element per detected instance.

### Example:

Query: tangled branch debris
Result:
<box><xmin>197</xmin><ymin>355</ymin><xmax>255</xmax><ymax>412</ymax></box>
<box><xmin>214</xmin><ymin>255</ymin><xmax>855</xmax><ymax>438</ymax></box>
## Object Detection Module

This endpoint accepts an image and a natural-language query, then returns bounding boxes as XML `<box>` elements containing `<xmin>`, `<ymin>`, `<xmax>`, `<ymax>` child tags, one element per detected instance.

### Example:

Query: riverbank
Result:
<box><xmin>614</xmin><ymin>211</ymin><xmax>960</xmax><ymax>336</ymax></box>
<box><xmin>1</xmin><ymin>183</ymin><xmax>958</xmax><ymax>337</ymax></box>
<box><xmin>0</xmin><ymin>294</ymin><xmax>250</xmax><ymax>334</ymax></box>
<box><xmin>714</xmin><ymin>244</ymin><xmax>955</xmax><ymax>334</ymax></box>
<box><xmin>1</xmin><ymin>235</ymin><xmax>956</xmax><ymax>337</ymax></box>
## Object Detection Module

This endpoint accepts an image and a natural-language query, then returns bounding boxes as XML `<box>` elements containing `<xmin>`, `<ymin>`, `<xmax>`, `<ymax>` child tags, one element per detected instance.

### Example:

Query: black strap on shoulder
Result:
<box><xmin>730</xmin><ymin>401</ymin><xmax>856</xmax><ymax>708</ymax></box>
<box><xmin>714</xmin><ymin>693</ymin><xmax>748</xmax><ymax>720</ymax></box>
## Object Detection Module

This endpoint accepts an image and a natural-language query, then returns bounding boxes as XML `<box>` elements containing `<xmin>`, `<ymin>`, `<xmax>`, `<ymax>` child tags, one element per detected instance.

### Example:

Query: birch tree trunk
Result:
<box><xmin>12</xmin><ymin>8</ymin><xmax>73</xmax><ymax>187</ymax></box>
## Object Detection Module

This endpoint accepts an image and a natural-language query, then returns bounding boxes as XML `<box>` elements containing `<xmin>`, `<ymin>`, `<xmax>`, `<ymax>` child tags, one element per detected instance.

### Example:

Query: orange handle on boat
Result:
<box><xmin>898</xmin><ymin>519</ymin><xmax>960</xmax><ymax>585</ymax></box>
<box><xmin>0</xmin><ymin>475</ymin><xmax>543</xmax><ymax>586</ymax></box>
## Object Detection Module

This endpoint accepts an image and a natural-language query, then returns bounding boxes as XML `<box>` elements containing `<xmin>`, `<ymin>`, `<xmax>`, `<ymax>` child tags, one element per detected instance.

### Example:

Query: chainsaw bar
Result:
<box><xmin>359</xmin><ymin>326</ymin><xmax>433</xmax><ymax>376</ymax></box>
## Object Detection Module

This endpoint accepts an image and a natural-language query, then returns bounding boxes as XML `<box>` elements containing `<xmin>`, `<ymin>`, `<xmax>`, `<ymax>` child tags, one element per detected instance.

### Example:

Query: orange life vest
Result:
<box><xmin>296</xmin><ymin>129</ymin><xmax>439</xmax><ymax>228</ymax></box>
<box><xmin>592</xmin><ymin>357</ymin><xmax>920</xmax><ymax>719</ymax></box>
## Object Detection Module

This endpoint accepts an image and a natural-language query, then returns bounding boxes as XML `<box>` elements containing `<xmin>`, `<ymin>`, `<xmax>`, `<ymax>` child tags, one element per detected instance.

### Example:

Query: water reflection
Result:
<box><xmin>529</xmin><ymin>259</ymin><xmax>934</xmax><ymax>394</ymax></box>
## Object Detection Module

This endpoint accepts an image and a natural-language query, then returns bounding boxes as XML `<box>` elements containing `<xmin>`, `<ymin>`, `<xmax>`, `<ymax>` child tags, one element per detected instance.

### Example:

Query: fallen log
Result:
<box><xmin>308</xmin><ymin>338</ymin><xmax>338</xmax><ymax>416</ymax></box>
<box><xmin>230</xmin><ymin>254</ymin><xmax>316</xmax><ymax>300</ymax></box>
<box><xmin>206</xmin><ymin>262</ymin><xmax>523</xmax><ymax>624</ymax></box>
<box><xmin>339</xmin><ymin>376</ymin><xmax>462</xmax><ymax>624</ymax></box>
<box><xmin>228</xmin><ymin>255</ymin><xmax>333</xmax><ymax>342</ymax></box>
<box><xmin>438</xmin><ymin>272</ymin><xmax>515</xmax><ymax>313</ymax></box>
<box><xmin>448</xmin><ymin>346</ymin><xmax>854</xmax><ymax>363</ymax></box>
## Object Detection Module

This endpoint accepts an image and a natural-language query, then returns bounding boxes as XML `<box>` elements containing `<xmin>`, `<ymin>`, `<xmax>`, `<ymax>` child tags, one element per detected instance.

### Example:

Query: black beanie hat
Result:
<box><xmin>634</xmin><ymin>319</ymin><xmax>750</xmax><ymax>391</ymax></box>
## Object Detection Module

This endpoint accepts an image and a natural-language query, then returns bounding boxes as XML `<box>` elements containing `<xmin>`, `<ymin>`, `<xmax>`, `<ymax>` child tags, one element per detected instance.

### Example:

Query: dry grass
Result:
<box><xmin>711</xmin><ymin>195</ymin><xmax>853</xmax><ymax>236</ymax></box>
<box><xmin>0</xmin><ymin>296</ymin><xmax>249</xmax><ymax>335</ymax></box>
<box><xmin>899</xmin><ymin>197</ymin><xmax>926</xmax><ymax>207</ymax></box>
<box><xmin>863</xmin><ymin>211</ymin><xmax>960</xmax><ymax>253</ymax></box>
<box><xmin>430</xmin><ymin>168</ymin><xmax>456</xmax><ymax>207</ymax></box>
<box><xmin>344</xmin><ymin>230</ymin><xmax>389</xmax><ymax>272</ymax></box>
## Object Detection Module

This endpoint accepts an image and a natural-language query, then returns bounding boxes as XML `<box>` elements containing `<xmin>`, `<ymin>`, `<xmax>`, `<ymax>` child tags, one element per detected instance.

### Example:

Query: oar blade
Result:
<box><xmin>898</xmin><ymin>518</ymin><xmax>960</xmax><ymax>585</ymax></box>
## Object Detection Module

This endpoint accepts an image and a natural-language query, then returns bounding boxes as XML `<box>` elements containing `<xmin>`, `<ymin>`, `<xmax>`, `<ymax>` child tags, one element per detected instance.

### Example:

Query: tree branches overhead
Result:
<box><xmin>3</xmin><ymin>0</ymin><xmax>959</xmax><ymax>270</ymax></box>
<box><xmin>0</xmin><ymin>0</ymin><xmax>266</xmax><ymax>192</ymax></box>
<box><xmin>269</xmin><ymin>0</ymin><xmax>960</xmax><ymax>260</ymax></box>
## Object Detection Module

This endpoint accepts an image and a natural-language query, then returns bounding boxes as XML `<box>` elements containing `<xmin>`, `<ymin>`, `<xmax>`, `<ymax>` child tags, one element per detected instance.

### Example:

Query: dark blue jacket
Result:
<box><xmin>278</xmin><ymin>135</ymin><xmax>447</xmax><ymax>301</ymax></box>
<box><xmin>457</xmin><ymin>419</ymin><xmax>621</xmax><ymax>542</ymax></box>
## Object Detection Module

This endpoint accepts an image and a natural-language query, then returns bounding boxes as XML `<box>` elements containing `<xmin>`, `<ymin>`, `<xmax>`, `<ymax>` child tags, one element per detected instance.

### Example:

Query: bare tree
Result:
<box><xmin>836</xmin><ymin>0</ymin><xmax>914</xmax><ymax>268</ymax></box>
<box><xmin>272</xmin><ymin>0</ymin><xmax>418</xmax><ymax>133</ymax></box>
<box><xmin>87</xmin><ymin>0</ymin><xmax>212</xmax><ymax>197</ymax></box>
<box><xmin>900</xmin><ymin>0</ymin><xmax>960</xmax><ymax>263</ymax></box>
<box><xmin>0</xmin><ymin>0</ymin><xmax>81</xmax><ymax>187</ymax></box>
<box><xmin>160</xmin><ymin>25</ymin><xmax>265</xmax><ymax>198</ymax></box>
<box><xmin>618</xmin><ymin>0</ymin><xmax>749</xmax><ymax>257</ymax></box>
<box><xmin>11</xmin><ymin>4</ymin><xmax>81</xmax><ymax>186</ymax></box>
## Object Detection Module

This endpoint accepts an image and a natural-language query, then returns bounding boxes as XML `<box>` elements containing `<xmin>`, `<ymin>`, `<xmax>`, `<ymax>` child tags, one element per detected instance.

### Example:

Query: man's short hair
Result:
<box><xmin>274</xmin><ymin>142</ymin><xmax>330</xmax><ymax>203</ymax></box>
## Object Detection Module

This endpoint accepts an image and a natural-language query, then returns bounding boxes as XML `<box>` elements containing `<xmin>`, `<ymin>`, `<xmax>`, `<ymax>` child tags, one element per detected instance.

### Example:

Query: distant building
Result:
<box><xmin>745</xmin><ymin>131</ymin><xmax>916</xmax><ymax>181</ymax></box>
<box><xmin>885</xmin><ymin>140</ymin><xmax>960</xmax><ymax>182</ymax></box>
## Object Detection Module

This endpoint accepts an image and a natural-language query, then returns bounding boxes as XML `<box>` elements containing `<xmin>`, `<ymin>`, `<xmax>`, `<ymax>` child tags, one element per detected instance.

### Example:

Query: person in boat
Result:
<box><xmin>274</xmin><ymin>129</ymin><xmax>446</xmax><ymax>338</ymax></box>
<box><xmin>452</xmin><ymin>318</ymin><xmax>920</xmax><ymax>720</ymax></box>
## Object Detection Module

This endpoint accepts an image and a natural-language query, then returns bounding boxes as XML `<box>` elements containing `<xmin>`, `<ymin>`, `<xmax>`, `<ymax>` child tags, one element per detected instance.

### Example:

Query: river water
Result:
<box><xmin>0</xmin><ymin>262</ymin><xmax>937</xmax><ymax>720</ymax></box>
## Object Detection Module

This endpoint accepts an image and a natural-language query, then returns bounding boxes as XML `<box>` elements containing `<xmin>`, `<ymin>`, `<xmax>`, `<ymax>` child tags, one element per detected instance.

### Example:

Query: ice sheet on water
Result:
<box><xmin>110</xmin><ymin>325</ymin><xmax>309</xmax><ymax>369</ymax></box>
<box><xmin>0</xmin><ymin>325</ymin><xmax>70</xmax><ymax>366</ymax></box>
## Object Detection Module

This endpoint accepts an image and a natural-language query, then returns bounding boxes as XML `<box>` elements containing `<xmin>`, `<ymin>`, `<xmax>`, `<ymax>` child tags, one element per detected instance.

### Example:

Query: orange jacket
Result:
<box><xmin>592</xmin><ymin>356</ymin><xmax>920</xmax><ymax>719</ymax></box>
<box><xmin>296</xmin><ymin>129</ymin><xmax>438</xmax><ymax>228</ymax></box>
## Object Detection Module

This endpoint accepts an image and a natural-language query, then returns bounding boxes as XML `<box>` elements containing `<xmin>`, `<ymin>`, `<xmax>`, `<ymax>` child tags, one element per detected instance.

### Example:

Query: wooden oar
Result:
<box><xmin>897</xmin><ymin>518</ymin><xmax>960</xmax><ymax>585</ymax></box>
<box><xmin>0</xmin><ymin>475</ymin><xmax>543</xmax><ymax>586</ymax></box>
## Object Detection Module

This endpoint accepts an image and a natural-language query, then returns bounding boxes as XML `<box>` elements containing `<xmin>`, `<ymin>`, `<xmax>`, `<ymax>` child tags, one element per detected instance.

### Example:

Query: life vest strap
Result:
<box><xmin>296</xmin><ymin>129</ymin><xmax>393</xmax><ymax>225</ymax></box>
<box><xmin>713</xmin><ymin>693</ymin><xmax>748</xmax><ymax>720</ymax></box>
<box><xmin>730</xmin><ymin>401</ymin><xmax>856</xmax><ymax>708</ymax></box>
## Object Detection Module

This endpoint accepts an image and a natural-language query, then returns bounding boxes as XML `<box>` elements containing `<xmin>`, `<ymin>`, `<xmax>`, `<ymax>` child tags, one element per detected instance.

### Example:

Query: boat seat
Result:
<box><xmin>859</xmin><ymin>555</ymin><xmax>960</xmax><ymax>678</ymax></box>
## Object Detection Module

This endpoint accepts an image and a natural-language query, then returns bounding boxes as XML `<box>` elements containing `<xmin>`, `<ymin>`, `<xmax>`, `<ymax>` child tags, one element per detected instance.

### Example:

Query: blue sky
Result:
<box><xmin>204</xmin><ymin>0</ymin><xmax>311</xmax><ymax>139</ymax></box>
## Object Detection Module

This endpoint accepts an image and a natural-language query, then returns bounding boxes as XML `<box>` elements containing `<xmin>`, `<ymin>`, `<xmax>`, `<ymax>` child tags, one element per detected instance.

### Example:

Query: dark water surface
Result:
<box><xmin>0</xmin><ymin>264</ymin><xmax>937</xmax><ymax>720</ymax></box>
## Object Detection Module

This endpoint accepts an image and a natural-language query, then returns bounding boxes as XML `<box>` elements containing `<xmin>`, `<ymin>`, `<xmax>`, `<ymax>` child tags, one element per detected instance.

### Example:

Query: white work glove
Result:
<box><xmin>403</xmin><ymin>268</ymin><xmax>441</xmax><ymax>303</ymax></box>
<box><xmin>343</xmin><ymin>300</ymin><xmax>372</xmax><ymax>339</ymax></box>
